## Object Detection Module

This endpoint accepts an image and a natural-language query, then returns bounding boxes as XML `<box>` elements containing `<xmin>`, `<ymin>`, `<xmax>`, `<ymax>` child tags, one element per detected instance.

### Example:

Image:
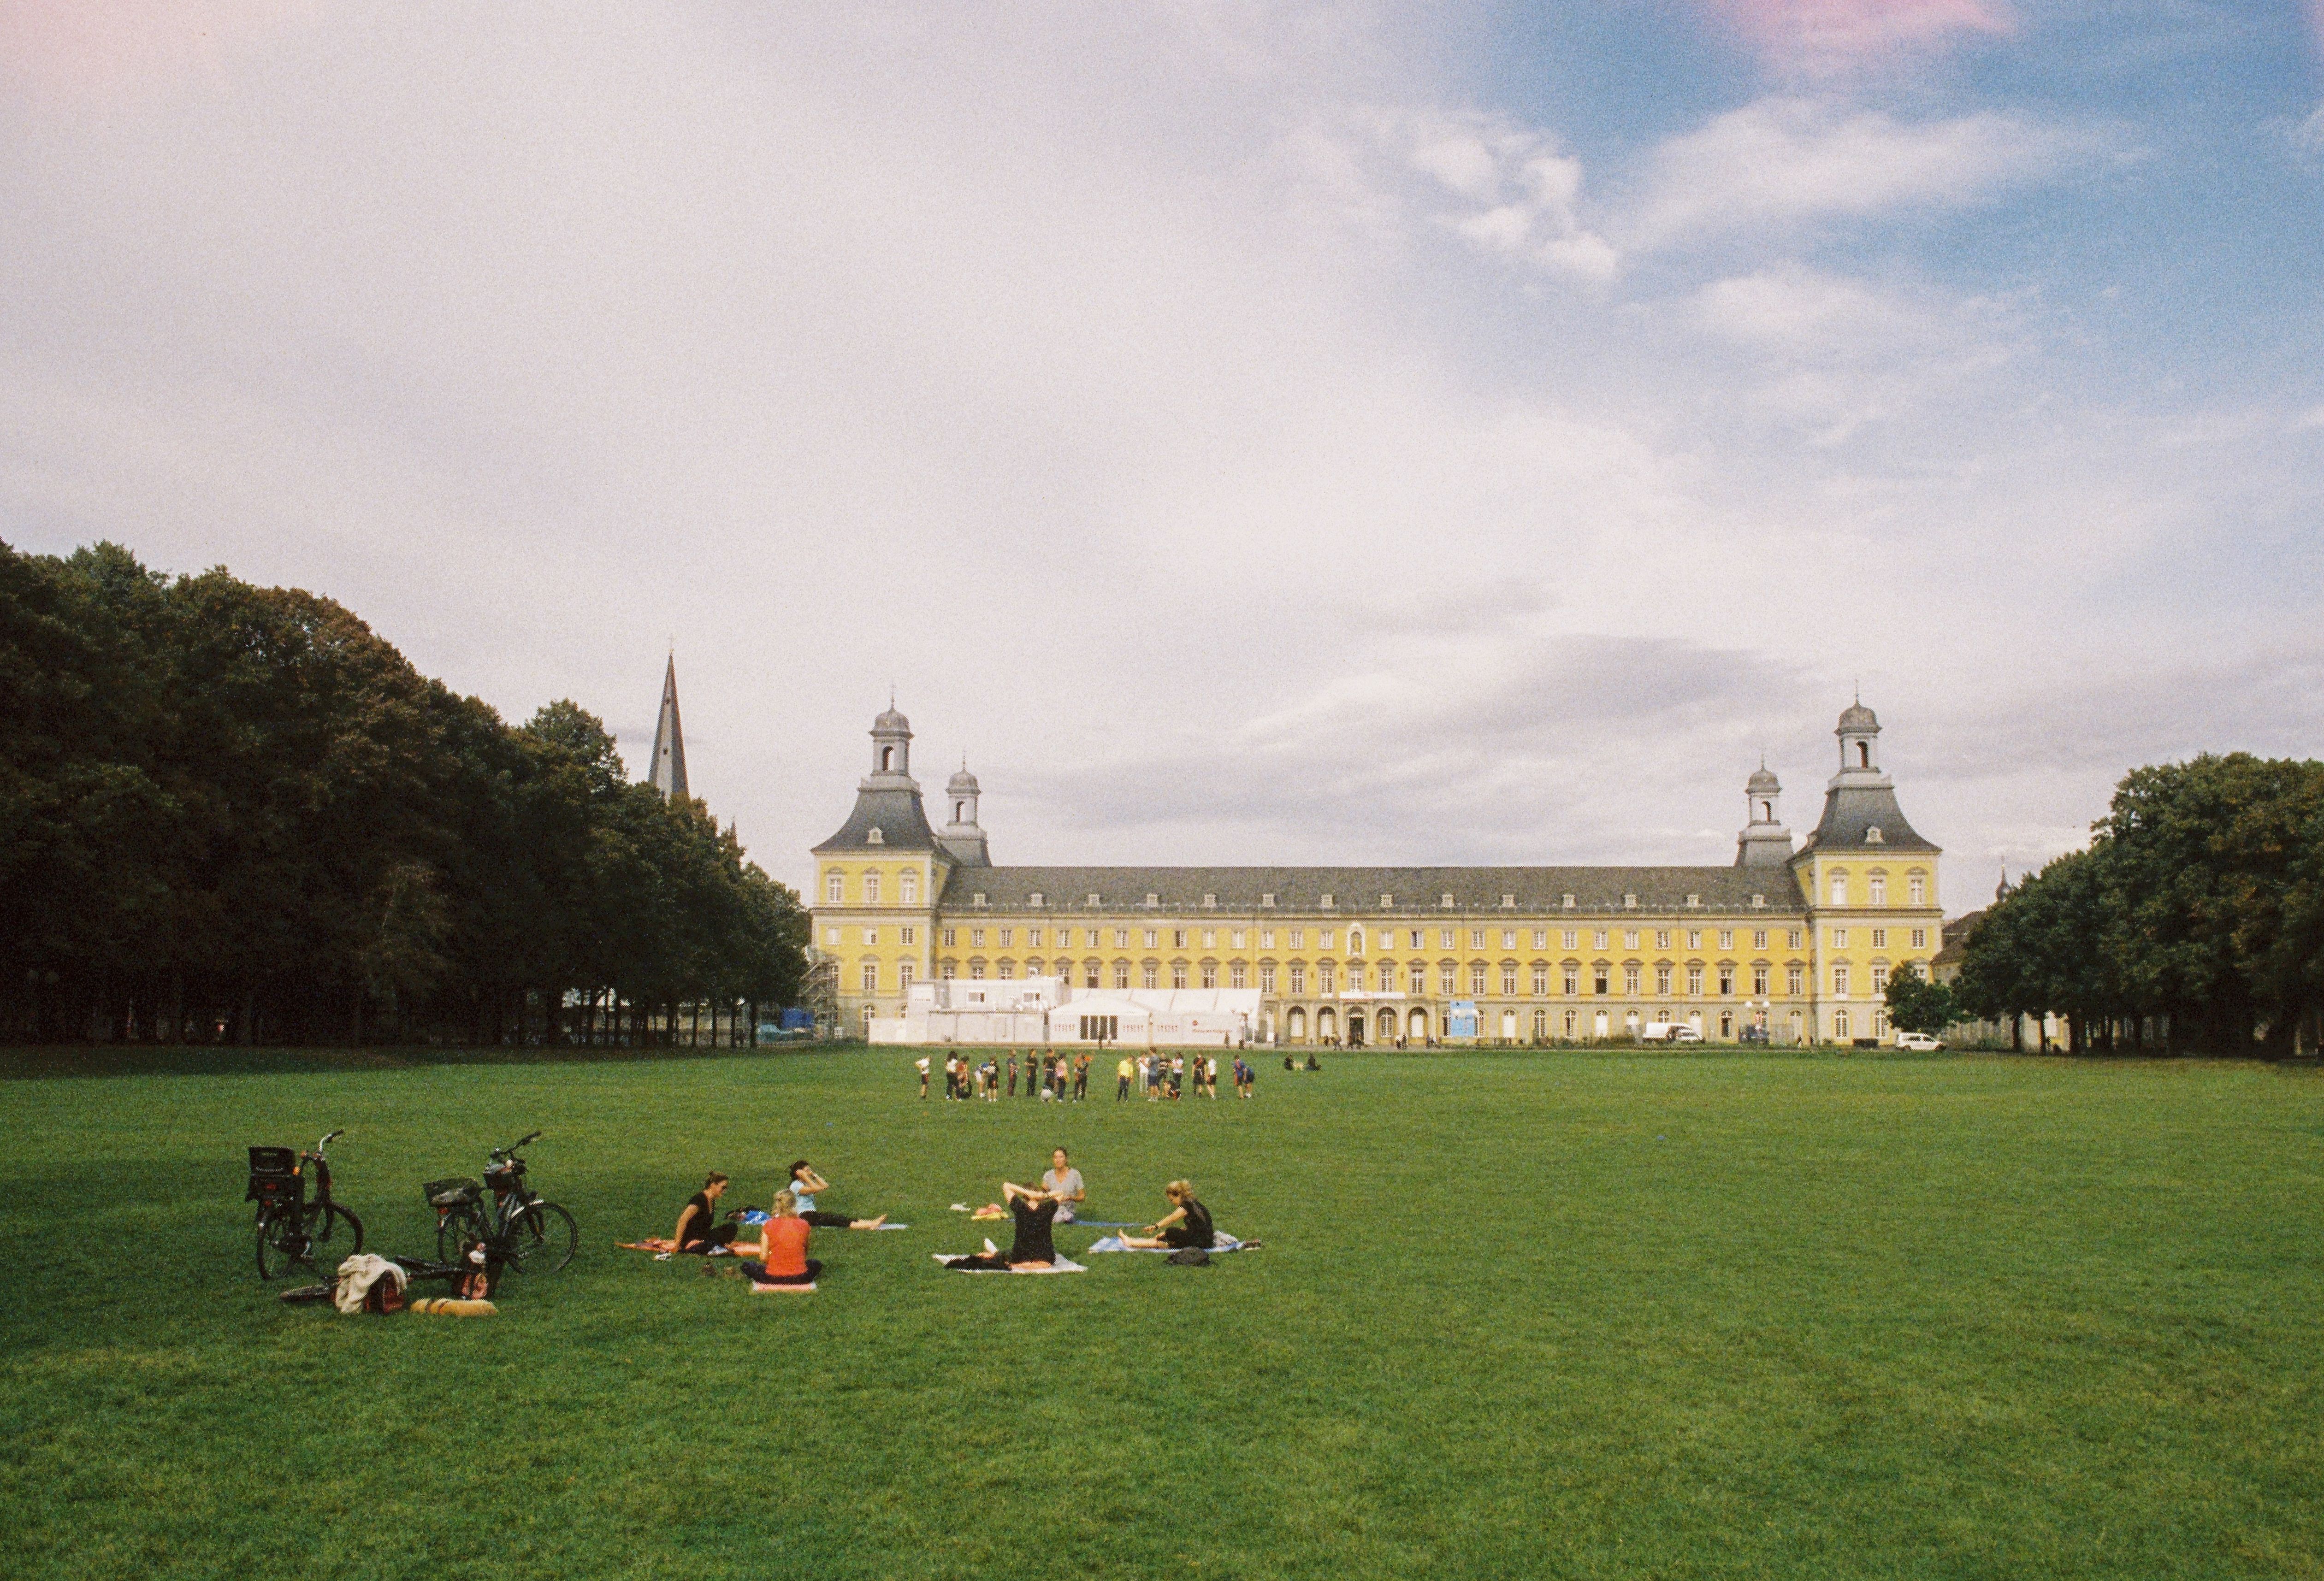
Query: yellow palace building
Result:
<box><xmin>809</xmin><ymin>701</ymin><xmax>1940</xmax><ymax>1047</ymax></box>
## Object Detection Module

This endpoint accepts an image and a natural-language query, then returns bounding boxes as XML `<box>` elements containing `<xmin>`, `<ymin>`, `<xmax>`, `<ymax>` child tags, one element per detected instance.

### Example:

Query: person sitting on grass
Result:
<box><xmin>1040</xmin><ymin>1147</ymin><xmax>1085</xmax><ymax>1223</ymax></box>
<box><xmin>673</xmin><ymin>1172</ymin><xmax>738</xmax><ymax>1254</ymax></box>
<box><xmin>739</xmin><ymin>1191</ymin><xmax>822</xmax><ymax>1287</ymax></box>
<box><xmin>941</xmin><ymin>1181</ymin><xmax>1059</xmax><ymax>1270</ymax></box>
<box><xmin>786</xmin><ymin>1161</ymin><xmax>889</xmax><ymax>1230</ymax></box>
<box><xmin>1120</xmin><ymin>1180</ymin><xmax>1215</xmax><ymax>1251</ymax></box>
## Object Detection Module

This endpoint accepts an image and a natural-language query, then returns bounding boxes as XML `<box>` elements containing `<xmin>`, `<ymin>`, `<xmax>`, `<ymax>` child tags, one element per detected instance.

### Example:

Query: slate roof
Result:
<box><xmin>813</xmin><ymin>786</ymin><xmax>941</xmax><ymax>854</ymax></box>
<box><xmin>933</xmin><ymin>865</ymin><xmax>1806</xmax><ymax>915</ymax></box>
<box><xmin>1799</xmin><ymin>785</ymin><xmax>1939</xmax><ymax>854</ymax></box>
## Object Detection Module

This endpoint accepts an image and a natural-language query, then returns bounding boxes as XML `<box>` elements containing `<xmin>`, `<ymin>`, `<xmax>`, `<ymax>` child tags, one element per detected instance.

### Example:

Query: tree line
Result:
<box><xmin>1887</xmin><ymin>754</ymin><xmax>2324</xmax><ymax>1056</ymax></box>
<box><xmin>0</xmin><ymin>539</ymin><xmax>809</xmax><ymax>1047</ymax></box>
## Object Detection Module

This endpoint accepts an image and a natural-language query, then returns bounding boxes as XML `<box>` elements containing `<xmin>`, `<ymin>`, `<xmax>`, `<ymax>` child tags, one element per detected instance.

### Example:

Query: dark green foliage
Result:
<box><xmin>1882</xmin><ymin>962</ymin><xmax>1957</xmax><ymax>1035</ymax></box>
<box><xmin>0</xmin><ymin>538</ymin><xmax>807</xmax><ymax>1045</ymax></box>
<box><xmin>1956</xmin><ymin>755</ymin><xmax>2324</xmax><ymax>1055</ymax></box>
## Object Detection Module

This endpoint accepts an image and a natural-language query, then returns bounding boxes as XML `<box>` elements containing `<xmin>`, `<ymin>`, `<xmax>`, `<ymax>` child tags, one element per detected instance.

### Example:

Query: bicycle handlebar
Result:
<box><xmin>489</xmin><ymin>1130</ymin><xmax>544</xmax><ymax>1159</ymax></box>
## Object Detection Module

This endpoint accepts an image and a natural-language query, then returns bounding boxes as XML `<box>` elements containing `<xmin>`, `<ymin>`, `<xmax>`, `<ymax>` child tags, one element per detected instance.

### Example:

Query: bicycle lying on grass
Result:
<box><xmin>248</xmin><ymin>1129</ymin><xmax>364</xmax><ymax>1280</ymax></box>
<box><xmin>424</xmin><ymin>1130</ymin><xmax>578</xmax><ymax>1280</ymax></box>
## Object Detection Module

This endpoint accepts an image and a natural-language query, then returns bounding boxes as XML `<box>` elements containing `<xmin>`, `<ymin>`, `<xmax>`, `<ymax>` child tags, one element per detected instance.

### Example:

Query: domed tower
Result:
<box><xmin>938</xmin><ymin>758</ymin><xmax>992</xmax><ymax>867</ymax></box>
<box><xmin>1735</xmin><ymin>761</ymin><xmax>1793</xmax><ymax>867</ymax></box>
<box><xmin>814</xmin><ymin>703</ymin><xmax>940</xmax><ymax>857</ymax></box>
<box><xmin>1799</xmin><ymin>698</ymin><xmax>1930</xmax><ymax>850</ymax></box>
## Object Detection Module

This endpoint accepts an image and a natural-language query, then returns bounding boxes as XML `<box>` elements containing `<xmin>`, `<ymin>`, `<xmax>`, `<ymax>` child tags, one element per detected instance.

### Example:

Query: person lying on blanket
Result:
<box><xmin>785</xmin><ymin>1161</ymin><xmax>889</xmax><ymax>1230</ymax></box>
<box><xmin>1119</xmin><ymin>1180</ymin><xmax>1215</xmax><ymax>1251</ymax></box>
<box><xmin>673</xmin><ymin>1173</ymin><xmax>739</xmax><ymax>1253</ymax></box>
<box><xmin>940</xmin><ymin>1182</ymin><xmax>1060</xmax><ymax>1270</ymax></box>
<box><xmin>737</xmin><ymin>1191</ymin><xmax>822</xmax><ymax>1287</ymax></box>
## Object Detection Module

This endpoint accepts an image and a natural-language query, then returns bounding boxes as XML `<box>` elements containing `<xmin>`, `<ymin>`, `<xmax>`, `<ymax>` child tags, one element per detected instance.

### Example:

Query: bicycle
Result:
<box><xmin>248</xmin><ymin>1129</ymin><xmax>365</xmax><ymax>1280</ymax></box>
<box><xmin>424</xmin><ymin>1130</ymin><xmax>578</xmax><ymax>1280</ymax></box>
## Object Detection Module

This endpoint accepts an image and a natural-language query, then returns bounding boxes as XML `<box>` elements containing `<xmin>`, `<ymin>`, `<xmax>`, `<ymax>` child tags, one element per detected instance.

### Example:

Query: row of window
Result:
<box><xmin>822</xmin><ymin>869</ymin><xmax>1932</xmax><ymax>914</ymax></box>
<box><xmin>827</xmin><ymin>870</ymin><xmax>923</xmax><ymax>905</ymax></box>
<box><xmin>825</xmin><ymin>922</ymin><xmax>1928</xmax><ymax>956</ymax></box>
<box><xmin>1263</xmin><ymin>1005</ymin><xmax>1892</xmax><ymax>1044</ymax></box>
<box><xmin>1826</xmin><ymin>871</ymin><xmax>1927</xmax><ymax>907</ymax></box>
<box><xmin>857</xmin><ymin>957</ymin><xmax>1924</xmax><ymax>999</ymax></box>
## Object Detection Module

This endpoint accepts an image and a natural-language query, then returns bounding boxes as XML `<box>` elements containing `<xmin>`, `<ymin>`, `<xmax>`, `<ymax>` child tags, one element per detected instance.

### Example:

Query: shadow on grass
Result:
<box><xmin>0</xmin><ymin>1039</ymin><xmax>854</xmax><ymax>1081</ymax></box>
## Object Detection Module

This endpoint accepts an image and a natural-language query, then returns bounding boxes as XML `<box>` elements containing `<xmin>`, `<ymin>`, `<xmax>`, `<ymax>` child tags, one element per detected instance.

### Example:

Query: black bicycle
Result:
<box><xmin>425</xmin><ymin>1131</ymin><xmax>578</xmax><ymax>1278</ymax></box>
<box><xmin>249</xmin><ymin>1129</ymin><xmax>365</xmax><ymax>1280</ymax></box>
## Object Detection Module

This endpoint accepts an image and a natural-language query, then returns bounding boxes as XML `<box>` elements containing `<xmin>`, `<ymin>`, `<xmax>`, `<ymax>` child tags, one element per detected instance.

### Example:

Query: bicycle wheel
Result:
<box><xmin>437</xmin><ymin>1205</ymin><xmax>486</xmax><ymax>1264</ymax></box>
<box><xmin>255</xmin><ymin>1209</ymin><xmax>306</xmax><ymax>1280</ymax></box>
<box><xmin>507</xmin><ymin>1201</ymin><xmax>578</xmax><ymax>1274</ymax></box>
<box><xmin>303</xmin><ymin>1202</ymin><xmax>364</xmax><ymax>1258</ymax></box>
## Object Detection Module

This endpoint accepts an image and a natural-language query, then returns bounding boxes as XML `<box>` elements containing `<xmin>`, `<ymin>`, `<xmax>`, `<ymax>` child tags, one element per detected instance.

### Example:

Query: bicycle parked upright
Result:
<box><xmin>248</xmin><ymin>1129</ymin><xmax>365</xmax><ymax>1280</ymax></box>
<box><xmin>425</xmin><ymin>1130</ymin><xmax>578</xmax><ymax>1280</ymax></box>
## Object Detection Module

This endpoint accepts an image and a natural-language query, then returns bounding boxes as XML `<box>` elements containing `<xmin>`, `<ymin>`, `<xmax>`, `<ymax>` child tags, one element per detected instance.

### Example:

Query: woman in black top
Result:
<box><xmin>672</xmin><ymin>1172</ymin><xmax>737</xmax><ymax>1253</ymax></box>
<box><xmin>941</xmin><ymin>1182</ymin><xmax>1058</xmax><ymax>1270</ymax></box>
<box><xmin>1122</xmin><ymin>1180</ymin><xmax>1213</xmax><ymax>1251</ymax></box>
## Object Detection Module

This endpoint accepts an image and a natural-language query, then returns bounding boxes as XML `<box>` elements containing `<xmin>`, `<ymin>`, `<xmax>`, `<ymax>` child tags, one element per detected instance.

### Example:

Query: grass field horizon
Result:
<box><xmin>4</xmin><ymin>1047</ymin><xmax>2320</xmax><ymax>1579</ymax></box>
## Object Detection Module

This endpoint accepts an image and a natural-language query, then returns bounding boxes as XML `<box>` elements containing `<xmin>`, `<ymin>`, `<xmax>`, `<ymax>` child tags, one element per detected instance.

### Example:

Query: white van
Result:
<box><xmin>1893</xmin><ymin>1031</ymin><xmax>1944</xmax><ymax>1051</ymax></box>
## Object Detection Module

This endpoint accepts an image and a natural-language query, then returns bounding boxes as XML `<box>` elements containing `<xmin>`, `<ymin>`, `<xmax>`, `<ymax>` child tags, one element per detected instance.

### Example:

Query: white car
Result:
<box><xmin>1892</xmin><ymin>1031</ymin><xmax>1944</xmax><ymax>1051</ymax></box>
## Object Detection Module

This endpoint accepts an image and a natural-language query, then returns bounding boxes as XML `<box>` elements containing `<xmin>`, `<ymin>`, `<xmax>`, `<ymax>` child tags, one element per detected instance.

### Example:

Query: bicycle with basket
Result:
<box><xmin>424</xmin><ymin>1130</ymin><xmax>578</xmax><ymax>1285</ymax></box>
<box><xmin>248</xmin><ymin>1129</ymin><xmax>364</xmax><ymax>1280</ymax></box>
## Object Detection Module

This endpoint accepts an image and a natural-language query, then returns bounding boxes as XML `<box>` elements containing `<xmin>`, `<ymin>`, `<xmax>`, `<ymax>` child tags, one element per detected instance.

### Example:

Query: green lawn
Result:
<box><xmin>2</xmin><ymin>1048</ymin><xmax>2321</xmax><ymax>1580</ymax></box>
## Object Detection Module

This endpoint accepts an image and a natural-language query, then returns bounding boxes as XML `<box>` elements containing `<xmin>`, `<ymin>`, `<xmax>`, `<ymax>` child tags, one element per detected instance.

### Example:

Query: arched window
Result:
<box><xmin>1760</xmin><ymin>800</ymin><xmax>1774</xmax><ymax>821</ymax></box>
<box><xmin>1857</xmin><ymin>741</ymin><xmax>1870</xmax><ymax>767</ymax></box>
<box><xmin>1317</xmin><ymin>1007</ymin><xmax>1337</xmax><ymax>1041</ymax></box>
<box><xmin>1348</xmin><ymin>928</ymin><xmax>1365</xmax><ymax>956</ymax></box>
<box><xmin>1286</xmin><ymin>1006</ymin><xmax>1307</xmax><ymax>1041</ymax></box>
<box><xmin>881</xmin><ymin>745</ymin><xmax>895</xmax><ymax>772</ymax></box>
<box><xmin>953</xmin><ymin>800</ymin><xmax>966</xmax><ymax>822</ymax></box>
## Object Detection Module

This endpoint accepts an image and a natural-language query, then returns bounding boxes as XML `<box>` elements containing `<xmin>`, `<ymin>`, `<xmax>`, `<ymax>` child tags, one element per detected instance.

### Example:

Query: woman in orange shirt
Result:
<box><xmin>743</xmin><ymin>1191</ymin><xmax>822</xmax><ymax>1287</ymax></box>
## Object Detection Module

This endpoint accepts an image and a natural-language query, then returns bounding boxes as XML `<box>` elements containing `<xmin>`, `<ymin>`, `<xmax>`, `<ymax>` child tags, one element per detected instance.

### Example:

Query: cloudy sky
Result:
<box><xmin>5</xmin><ymin>1</ymin><xmax>2321</xmax><ymax>909</ymax></box>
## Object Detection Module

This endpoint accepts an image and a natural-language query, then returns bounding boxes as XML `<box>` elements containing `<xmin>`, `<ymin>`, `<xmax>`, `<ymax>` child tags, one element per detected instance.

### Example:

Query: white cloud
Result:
<box><xmin>1342</xmin><ymin>107</ymin><xmax>1621</xmax><ymax>280</ymax></box>
<box><xmin>1624</xmin><ymin>95</ymin><xmax>2093</xmax><ymax>247</ymax></box>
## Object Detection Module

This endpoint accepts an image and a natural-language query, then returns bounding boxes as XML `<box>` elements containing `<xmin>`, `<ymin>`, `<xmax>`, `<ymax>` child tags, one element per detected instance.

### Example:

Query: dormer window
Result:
<box><xmin>1866</xmin><ymin>826</ymin><xmax>1884</xmax><ymax>844</ymax></box>
<box><xmin>972</xmin><ymin>892</ymin><xmax>987</xmax><ymax>908</ymax></box>
<box><xmin>1441</xmin><ymin>893</ymin><xmax>1455</xmax><ymax>908</ymax></box>
<box><xmin>1501</xmin><ymin>893</ymin><xmax>1515</xmax><ymax>908</ymax></box>
<box><xmin>1319</xmin><ymin>893</ymin><xmax>1335</xmax><ymax>908</ymax></box>
<box><xmin>1751</xmin><ymin>894</ymin><xmax>1766</xmax><ymax>908</ymax></box>
<box><xmin>1380</xmin><ymin>894</ymin><xmax>1393</xmax><ymax>908</ymax></box>
<box><xmin>866</xmin><ymin>826</ymin><xmax>884</xmax><ymax>845</ymax></box>
<box><xmin>1562</xmin><ymin>893</ymin><xmax>1575</xmax><ymax>908</ymax></box>
<box><xmin>1145</xmin><ymin>893</ymin><xmax>1159</xmax><ymax>908</ymax></box>
<box><xmin>1623</xmin><ymin>893</ymin><xmax>1637</xmax><ymax>909</ymax></box>
<box><xmin>1260</xmin><ymin>893</ymin><xmax>1276</xmax><ymax>908</ymax></box>
<box><xmin>1203</xmin><ymin>893</ymin><xmax>1217</xmax><ymax>908</ymax></box>
<box><xmin>1086</xmin><ymin>893</ymin><xmax>1100</xmax><ymax>906</ymax></box>
<box><xmin>1029</xmin><ymin>892</ymin><xmax>1044</xmax><ymax>908</ymax></box>
<box><xmin>1686</xmin><ymin>894</ymin><xmax>1700</xmax><ymax>908</ymax></box>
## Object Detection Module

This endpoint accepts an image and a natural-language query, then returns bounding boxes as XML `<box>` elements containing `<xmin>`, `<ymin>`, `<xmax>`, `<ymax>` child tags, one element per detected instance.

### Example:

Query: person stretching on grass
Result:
<box><xmin>672</xmin><ymin>1172</ymin><xmax>738</xmax><ymax>1253</ymax></box>
<box><xmin>739</xmin><ymin>1191</ymin><xmax>822</xmax><ymax>1287</ymax></box>
<box><xmin>786</xmin><ymin>1161</ymin><xmax>889</xmax><ymax>1230</ymax></box>
<box><xmin>940</xmin><ymin>1181</ymin><xmax>1059</xmax><ymax>1270</ymax></box>
<box><xmin>1120</xmin><ymin>1180</ymin><xmax>1214</xmax><ymax>1251</ymax></box>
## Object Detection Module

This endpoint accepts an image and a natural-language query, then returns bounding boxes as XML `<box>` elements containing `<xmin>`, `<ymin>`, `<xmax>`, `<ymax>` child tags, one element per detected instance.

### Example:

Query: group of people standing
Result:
<box><xmin>1111</xmin><ymin>1051</ymin><xmax>1250</xmax><ymax>1101</ymax></box>
<box><xmin>920</xmin><ymin>1050</ymin><xmax>1091</xmax><ymax>1102</ymax></box>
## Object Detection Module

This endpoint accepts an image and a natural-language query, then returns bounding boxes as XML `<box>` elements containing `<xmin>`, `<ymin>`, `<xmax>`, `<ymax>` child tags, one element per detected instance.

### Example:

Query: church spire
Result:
<box><xmin>650</xmin><ymin>653</ymin><xmax>688</xmax><ymax>800</ymax></box>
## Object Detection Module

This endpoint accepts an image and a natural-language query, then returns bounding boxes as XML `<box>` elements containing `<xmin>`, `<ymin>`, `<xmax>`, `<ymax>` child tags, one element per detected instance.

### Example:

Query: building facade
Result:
<box><xmin>809</xmin><ymin>702</ymin><xmax>1941</xmax><ymax>1046</ymax></box>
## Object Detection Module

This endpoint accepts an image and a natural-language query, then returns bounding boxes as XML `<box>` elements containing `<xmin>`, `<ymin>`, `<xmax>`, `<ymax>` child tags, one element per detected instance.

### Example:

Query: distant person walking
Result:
<box><xmin>1073</xmin><ymin>1053</ymin><xmax>1090</xmax><ymax>1101</ymax></box>
<box><xmin>917</xmin><ymin>1057</ymin><xmax>930</xmax><ymax>1100</ymax></box>
<box><xmin>1007</xmin><ymin>1052</ymin><xmax>1018</xmax><ymax>1098</ymax></box>
<box><xmin>1117</xmin><ymin>1055</ymin><xmax>1134</xmax><ymax>1101</ymax></box>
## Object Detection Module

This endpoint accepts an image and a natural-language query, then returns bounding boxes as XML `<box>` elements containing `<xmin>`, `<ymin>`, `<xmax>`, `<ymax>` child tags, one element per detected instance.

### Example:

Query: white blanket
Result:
<box><xmin>332</xmin><ymin>1253</ymin><xmax>408</xmax><ymax>1314</ymax></box>
<box><xmin>1085</xmin><ymin>1233</ymin><xmax>1245</xmax><ymax>1254</ymax></box>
